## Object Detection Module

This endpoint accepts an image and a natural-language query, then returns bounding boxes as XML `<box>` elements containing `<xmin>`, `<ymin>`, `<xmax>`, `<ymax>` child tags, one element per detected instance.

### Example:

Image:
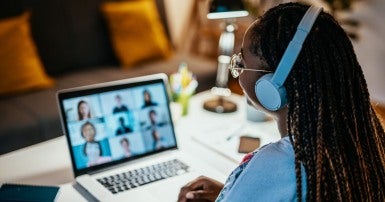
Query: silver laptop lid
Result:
<box><xmin>57</xmin><ymin>74</ymin><xmax>177</xmax><ymax>177</ymax></box>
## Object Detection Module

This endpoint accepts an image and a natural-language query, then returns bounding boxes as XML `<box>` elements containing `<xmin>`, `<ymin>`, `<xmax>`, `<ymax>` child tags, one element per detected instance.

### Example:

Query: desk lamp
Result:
<box><xmin>203</xmin><ymin>0</ymin><xmax>248</xmax><ymax>113</ymax></box>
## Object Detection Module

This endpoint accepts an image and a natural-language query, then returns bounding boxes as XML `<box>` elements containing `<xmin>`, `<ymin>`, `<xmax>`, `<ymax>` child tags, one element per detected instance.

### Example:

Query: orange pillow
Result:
<box><xmin>0</xmin><ymin>12</ymin><xmax>53</xmax><ymax>96</ymax></box>
<box><xmin>101</xmin><ymin>0</ymin><xmax>172</xmax><ymax>68</ymax></box>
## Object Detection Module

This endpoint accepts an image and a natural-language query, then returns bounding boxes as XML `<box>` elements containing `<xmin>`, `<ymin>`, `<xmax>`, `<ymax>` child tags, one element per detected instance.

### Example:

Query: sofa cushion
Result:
<box><xmin>0</xmin><ymin>12</ymin><xmax>53</xmax><ymax>96</ymax></box>
<box><xmin>101</xmin><ymin>0</ymin><xmax>172</xmax><ymax>68</ymax></box>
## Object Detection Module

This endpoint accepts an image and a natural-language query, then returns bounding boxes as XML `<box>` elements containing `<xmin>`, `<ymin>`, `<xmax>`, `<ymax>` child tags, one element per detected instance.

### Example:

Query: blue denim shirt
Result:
<box><xmin>216</xmin><ymin>136</ymin><xmax>307</xmax><ymax>202</ymax></box>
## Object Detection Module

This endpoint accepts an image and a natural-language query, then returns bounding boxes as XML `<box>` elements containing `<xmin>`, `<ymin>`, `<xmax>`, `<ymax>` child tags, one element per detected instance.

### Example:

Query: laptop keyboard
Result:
<box><xmin>97</xmin><ymin>159</ymin><xmax>190</xmax><ymax>194</ymax></box>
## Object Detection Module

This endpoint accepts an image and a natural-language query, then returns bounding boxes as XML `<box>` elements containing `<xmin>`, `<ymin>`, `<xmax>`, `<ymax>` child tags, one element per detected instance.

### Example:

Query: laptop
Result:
<box><xmin>57</xmin><ymin>73</ymin><xmax>225</xmax><ymax>201</ymax></box>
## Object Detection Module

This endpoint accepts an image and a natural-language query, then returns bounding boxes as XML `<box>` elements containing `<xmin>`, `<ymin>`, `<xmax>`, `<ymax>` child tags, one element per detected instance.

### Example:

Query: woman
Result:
<box><xmin>178</xmin><ymin>3</ymin><xmax>385</xmax><ymax>201</ymax></box>
<box><xmin>77</xmin><ymin>100</ymin><xmax>91</xmax><ymax>120</ymax></box>
<box><xmin>141</xmin><ymin>89</ymin><xmax>158</xmax><ymax>109</ymax></box>
<box><xmin>120</xmin><ymin>137</ymin><xmax>132</xmax><ymax>158</ymax></box>
<box><xmin>81</xmin><ymin>122</ymin><xmax>111</xmax><ymax>167</ymax></box>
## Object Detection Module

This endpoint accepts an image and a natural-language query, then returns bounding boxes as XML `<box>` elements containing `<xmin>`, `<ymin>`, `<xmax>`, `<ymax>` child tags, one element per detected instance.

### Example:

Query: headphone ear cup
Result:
<box><xmin>255</xmin><ymin>73</ymin><xmax>287</xmax><ymax>111</ymax></box>
<box><xmin>252</xmin><ymin>6</ymin><xmax>322</xmax><ymax>111</ymax></box>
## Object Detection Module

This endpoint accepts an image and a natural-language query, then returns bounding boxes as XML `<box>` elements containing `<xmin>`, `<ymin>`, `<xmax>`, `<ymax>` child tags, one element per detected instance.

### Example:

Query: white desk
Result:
<box><xmin>0</xmin><ymin>137</ymin><xmax>85</xmax><ymax>200</ymax></box>
<box><xmin>0</xmin><ymin>91</ymin><xmax>281</xmax><ymax>201</ymax></box>
<box><xmin>183</xmin><ymin>91</ymin><xmax>281</xmax><ymax>164</ymax></box>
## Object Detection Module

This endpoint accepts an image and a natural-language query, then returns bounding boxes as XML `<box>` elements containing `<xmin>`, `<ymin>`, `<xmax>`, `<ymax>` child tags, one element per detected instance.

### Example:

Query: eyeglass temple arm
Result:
<box><xmin>232</xmin><ymin>67</ymin><xmax>272</xmax><ymax>73</ymax></box>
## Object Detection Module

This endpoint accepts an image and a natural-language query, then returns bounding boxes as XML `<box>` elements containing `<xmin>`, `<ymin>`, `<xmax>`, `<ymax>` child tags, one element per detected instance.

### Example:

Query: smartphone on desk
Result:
<box><xmin>238</xmin><ymin>135</ymin><xmax>261</xmax><ymax>153</ymax></box>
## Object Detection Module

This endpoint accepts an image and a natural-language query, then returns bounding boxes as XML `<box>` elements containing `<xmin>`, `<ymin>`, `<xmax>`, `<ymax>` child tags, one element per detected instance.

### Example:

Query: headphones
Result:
<box><xmin>255</xmin><ymin>6</ymin><xmax>322</xmax><ymax>111</ymax></box>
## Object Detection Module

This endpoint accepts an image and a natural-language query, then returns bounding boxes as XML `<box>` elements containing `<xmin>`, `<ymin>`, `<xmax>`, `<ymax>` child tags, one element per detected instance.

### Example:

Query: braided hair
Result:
<box><xmin>248</xmin><ymin>3</ymin><xmax>385</xmax><ymax>201</ymax></box>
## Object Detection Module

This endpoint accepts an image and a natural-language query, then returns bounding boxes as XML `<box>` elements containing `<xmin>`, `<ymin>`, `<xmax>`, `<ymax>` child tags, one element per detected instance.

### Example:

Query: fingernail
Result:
<box><xmin>186</xmin><ymin>192</ymin><xmax>194</xmax><ymax>199</ymax></box>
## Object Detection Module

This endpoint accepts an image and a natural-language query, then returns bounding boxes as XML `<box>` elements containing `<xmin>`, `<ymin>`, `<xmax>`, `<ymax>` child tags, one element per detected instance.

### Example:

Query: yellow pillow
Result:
<box><xmin>101</xmin><ymin>0</ymin><xmax>172</xmax><ymax>67</ymax></box>
<box><xmin>0</xmin><ymin>12</ymin><xmax>53</xmax><ymax>96</ymax></box>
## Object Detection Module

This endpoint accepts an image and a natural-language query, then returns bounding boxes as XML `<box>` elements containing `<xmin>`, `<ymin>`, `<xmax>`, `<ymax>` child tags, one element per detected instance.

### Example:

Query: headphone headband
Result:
<box><xmin>255</xmin><ymin>5</ymin><xmax>323</xmax><ymax>111</ymax></box>
<box><xmin>271</xmin><ymin>6</ymin><xmax>323</xmax><ymax>86</ymax></box>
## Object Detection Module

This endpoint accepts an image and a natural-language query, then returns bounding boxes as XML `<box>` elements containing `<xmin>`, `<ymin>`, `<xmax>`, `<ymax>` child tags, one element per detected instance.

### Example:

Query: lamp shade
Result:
<box><xmin>207</xmin><ymin>0</ymin><xmax>249</xmax><ymax>19</ymax></box>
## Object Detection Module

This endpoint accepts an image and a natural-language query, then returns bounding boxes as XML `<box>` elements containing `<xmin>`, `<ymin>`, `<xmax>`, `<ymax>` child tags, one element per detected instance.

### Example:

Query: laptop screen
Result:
<box><xmin>57</xmin><ymin>74</ymin><xmax>177</xmax><ymax>176</ymax></box>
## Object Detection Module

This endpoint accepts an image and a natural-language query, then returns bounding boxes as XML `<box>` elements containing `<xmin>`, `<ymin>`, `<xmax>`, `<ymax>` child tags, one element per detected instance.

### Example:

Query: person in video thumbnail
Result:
<box><xmin>112</xmin><ymin>94</ymin><xmax>129</xmax><ymax>114</ymax></box>
<box><xmin>120</xmin><ymin>137</ymin><xmax>132</xmax><ymax>158</ymax></box>
<box><xmin>146</xmin><ymin>109</ymin><xmax>166</xmax><ymax>131</ymax></box>
<box><xmin>149</xmin><ymin>109</ymin><xmax>157</xmax><ymax>126</ymax></box>
<box><xmin>141</xmin><ymin>89</ymin><xmax>158</xmax><ymax>109</ymax></box>
<box><xmin>151</xmin><ymin>129</ymin><xmax>164</xmax><ymax>150</ymax></box>
<box><xmin>77</xmin><ymin>100</ymin><xmax>91</xmax><ymax>120</ymax></box>
<box><xmin>81</xmin><ymin>122</ymin><xmax>111</xmax><ymax>167</ymax></box>
<box><xmin>115</xmin><ymin>117</ymin><xmax>133</xmax><ymax>135</ymax></box>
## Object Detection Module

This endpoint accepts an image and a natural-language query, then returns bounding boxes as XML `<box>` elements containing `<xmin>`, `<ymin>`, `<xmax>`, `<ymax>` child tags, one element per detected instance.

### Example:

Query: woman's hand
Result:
<box><xmin>178</xmin><ymin>176</ymin><xmax>224</xmax><ymax>202</ymax></box>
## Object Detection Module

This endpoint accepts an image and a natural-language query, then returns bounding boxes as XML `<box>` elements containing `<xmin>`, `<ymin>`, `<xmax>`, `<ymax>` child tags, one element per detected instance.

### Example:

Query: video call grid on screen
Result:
<box><xmin>59</xmin><ymin>81</ymin><xmax>177</xmax><ymax>170</ymax></box>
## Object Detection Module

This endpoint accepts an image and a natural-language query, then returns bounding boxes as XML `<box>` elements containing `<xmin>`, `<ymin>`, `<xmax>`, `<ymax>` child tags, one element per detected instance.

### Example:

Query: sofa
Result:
<box><xmin>0</xmin><ymin>0</ymin><xmax>217</xmax><ymax>155</ymax></box>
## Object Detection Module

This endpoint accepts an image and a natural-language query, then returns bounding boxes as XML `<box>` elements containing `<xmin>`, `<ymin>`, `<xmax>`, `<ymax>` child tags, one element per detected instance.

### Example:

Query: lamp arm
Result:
<box><xmin>216</xmin><ymin>23</ymin><xmax>235</xmax><ymax>88</ymax></box>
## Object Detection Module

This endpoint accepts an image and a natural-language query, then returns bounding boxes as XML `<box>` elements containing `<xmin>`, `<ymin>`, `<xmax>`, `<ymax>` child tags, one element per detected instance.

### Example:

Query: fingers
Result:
<box><xmin>178</xmin><ymin>183</ymin><xmax>200</xmax><ymax>201</ymax></box>
<box><xmin>178</xmin><ymin>190</ymin><xmax>214</xmax><ymax>202</ymax></box>
<box><xmin>177</xmin><ymin>176</ymin><xmax>223</xmax><ymax>202</ymax></box>
<box><xmin>186</xmin><ymin>190</ymin><xmax>217</xmax><ymax>201</ymax></box>
<box><xmin>185</xmin><ymin>176</ymin><xmax>207</xmax><ymax>188</ymax></box>
<box><xmin>178</xmin><ymin>176</ymin><xmax>207</xmax><ymax>202</ymax></box>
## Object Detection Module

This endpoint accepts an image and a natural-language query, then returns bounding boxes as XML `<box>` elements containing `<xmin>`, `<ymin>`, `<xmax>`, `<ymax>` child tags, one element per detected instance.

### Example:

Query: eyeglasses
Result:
<box><xmin>229</xmin><ymin>53</ymin><xmax>272</xmax><ymax>78</ymax></box>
